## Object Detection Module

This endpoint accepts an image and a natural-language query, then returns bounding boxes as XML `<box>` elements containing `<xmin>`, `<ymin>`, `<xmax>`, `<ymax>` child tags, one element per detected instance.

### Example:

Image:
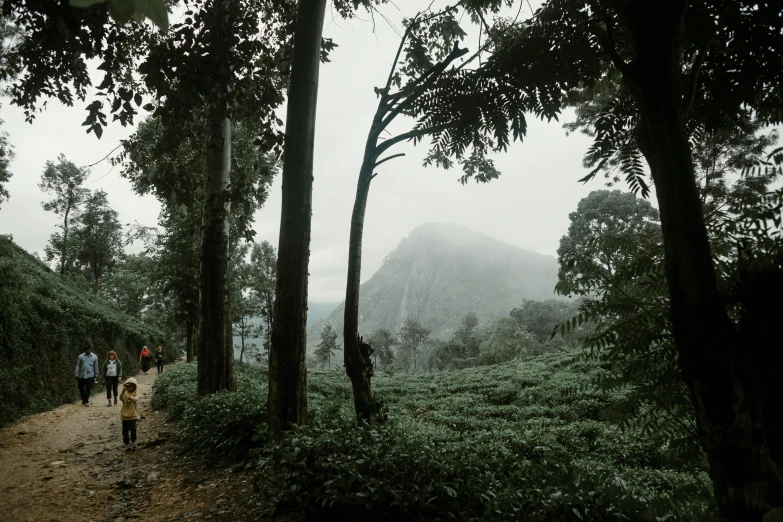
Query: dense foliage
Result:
<box><xmin>427</xmin><ymin>300</ymin><xmax>583</xmax><ymax>372</ymax></box>
<box><xmin>0</xmin><ymin>237</ymin><xmax>162</xmax><ymax>424</ymax></box>
<box><xmin>150</xmin><ymin>362</ymin><xmax>268</xmax><ymax>461</ymax></box>
<box><xmin>0</xmin><ymin>118</ymin><xmax>13</xmax><ymax>210</ymax></box>
<box><xmin>151</xmin><ymin>352</ymin><xmax>712</xmax><ymax>520</ymax></box>
<box><xmin>555</xmin><ymin>123</ymin><xmax>781</xmax><ymax>469</ymax></box>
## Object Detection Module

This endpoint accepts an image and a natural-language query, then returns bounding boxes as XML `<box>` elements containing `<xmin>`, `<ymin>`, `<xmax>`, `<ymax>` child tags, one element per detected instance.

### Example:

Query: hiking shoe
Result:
<box><xmin>129</xmin><ymin>442</ymin><xmax>137</xmax><ymax>451</ymax></box>
<box><xmin>114</xmin><ymin>397</ymin><xmax>117</xmax><ymax>405</ymax></box>
<box><xmin>107</xmin><ymin>399</ymin><xmax>112</xmax><ymax>406</ymax></box>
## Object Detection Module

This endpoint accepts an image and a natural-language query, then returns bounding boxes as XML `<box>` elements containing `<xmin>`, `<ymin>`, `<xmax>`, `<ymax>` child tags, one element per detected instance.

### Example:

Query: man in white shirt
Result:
<box><xmin>74</xmin><ymin>344</ymin><xmax>99</xmax><ymax>407</ymax></box>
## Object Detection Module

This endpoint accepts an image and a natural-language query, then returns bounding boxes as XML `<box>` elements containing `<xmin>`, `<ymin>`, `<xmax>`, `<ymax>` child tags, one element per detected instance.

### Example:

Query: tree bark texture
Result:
<box><xmin>617</xmin><ymin>1</ymin><xmax>783</xmax><ymax>518</ymax></box>
<box><xmin>267</xmin><ymin>0</ymin><xmax>328</xmax><ymax>441</ymax></box>
<box><xmin>197</xmin><ymin>105</ymin><xmax>236</xmax><ymax>396</ymax></box>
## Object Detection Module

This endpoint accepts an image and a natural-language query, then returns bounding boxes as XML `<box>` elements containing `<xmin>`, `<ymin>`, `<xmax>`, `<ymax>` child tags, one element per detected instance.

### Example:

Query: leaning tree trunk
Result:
<box><xmin>267</xmin><ymin>0</ymin><xmax>328</xmax><ymax>441</ymax></box>
<box><xmin>343</xmin><ymin>162</ymin><xmax>376</xmax><ymax>421</ymax></box>
<box><xmin>339</xmin><ymin>29</ymin><xmax>467</xmax><ymax>422</ymax></box>
<box><xmin>197</xmin><ymin>101</ymin><xmax>236</xmax><ymax>396</ymax></box>
<box><xmin>619</xmin><ymin>1</ymin><xmax>783</xmax><ymax>518</ymax></box>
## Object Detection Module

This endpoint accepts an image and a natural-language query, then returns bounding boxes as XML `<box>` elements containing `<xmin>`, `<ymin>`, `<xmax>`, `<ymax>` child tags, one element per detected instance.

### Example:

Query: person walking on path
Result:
<box><xmin>155</xmin><ymin>346</ymin><xmax>164</xmax><ymax>374</ymax></box>
<box><xmin>74</xmin><ymin>344</ymin><xmax>99</xmax><ymax>407</ymax></box>
<box><xmin>139</xmin><ymin>346</ymin><xmax>152</xmax><ymax>374</ymax></box>
<box><xmin>103</xmin><ymin>351</ymin><xmax>123</xmax><ymax>406</ymax></box>
<box><xmin>119</xmin><ymin>377</ymin><xmax>140</xmax><ymax>451</ymax></box>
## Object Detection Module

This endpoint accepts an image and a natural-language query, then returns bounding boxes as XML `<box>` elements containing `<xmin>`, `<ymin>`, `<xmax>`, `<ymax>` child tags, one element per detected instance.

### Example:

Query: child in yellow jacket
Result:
<box><xmin>119</xmin><ymin>377</ymin><xmax>140</xmax><ymax>451</ymax></box>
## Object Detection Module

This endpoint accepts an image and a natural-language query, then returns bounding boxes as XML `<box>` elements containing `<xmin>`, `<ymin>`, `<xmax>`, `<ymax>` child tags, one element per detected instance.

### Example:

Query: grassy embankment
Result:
<box><xmin>0</xmin><ymin>237</ymin><xmax>163</xmax><ymax>424</ymax></box>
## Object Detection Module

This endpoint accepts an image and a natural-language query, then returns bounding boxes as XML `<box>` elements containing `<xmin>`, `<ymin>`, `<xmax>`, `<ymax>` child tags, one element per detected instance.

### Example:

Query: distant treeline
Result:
<box><xmin>311</xmin><ymin>298</ymin><xmax>586</xmax><ymax>373</ymax></box>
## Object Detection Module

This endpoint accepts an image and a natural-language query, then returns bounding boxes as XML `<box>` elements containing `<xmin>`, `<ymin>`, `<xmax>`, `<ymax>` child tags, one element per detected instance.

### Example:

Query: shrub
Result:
<box><xmin>151</xmin><ymin>362</ymin><xmax>269</xmax><ymax>461</ymax></box>
<box><xmin>258</xmin><ymin>418</ymin><xmax>707</xmax><ymax>521</ymax></box>
<box><xmin>150</xmin><ymin>350</ymin><xmax>714</xmax><ymax>519</ymax></box>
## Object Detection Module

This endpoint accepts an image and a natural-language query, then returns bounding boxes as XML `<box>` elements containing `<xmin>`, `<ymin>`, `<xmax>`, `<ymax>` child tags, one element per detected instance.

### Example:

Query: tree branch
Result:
<box><xmin>374</xmin><ymin>153</ymin><xmax>406</xmax><ymax>168</ymax></box>
<box><xmin>376</xmin><ymin>125</ymin><xmax>445</xmax><ymax>156</ymax></box>
<box><xmin>377</xmin><ymin>4</ymin><xmax>459</xmax><ymax>107</ymax></box>
<box><xmin>379</xmin><ymin>42</ymin><xmax>468</xmax><ymax>133</ymax></box>
<box><xmin>590</xmin><ymin>0</ymin><xmax>630</xmax><ymax>76</ymax></box>
<box><xmin>683</xmin><ymin>0</ymin><xmax>729</xmax><ymax>115</ymax></box>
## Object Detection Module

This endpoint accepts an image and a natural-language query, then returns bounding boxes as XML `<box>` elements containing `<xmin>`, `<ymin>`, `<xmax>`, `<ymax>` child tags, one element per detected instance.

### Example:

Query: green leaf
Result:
<box><xmin>136</xmin><ymin>0</ymin><xmax>169</xmax><ymax>32</ymax></box>
<box><xmin>69</xmin><ymin>0</ymin><xmax>106</xmax><ymax>7</ymax></box>
<box><xmin>108</xmin><ymin>0</ymin><xmax>135</xmax><ymax>25</ymax></box>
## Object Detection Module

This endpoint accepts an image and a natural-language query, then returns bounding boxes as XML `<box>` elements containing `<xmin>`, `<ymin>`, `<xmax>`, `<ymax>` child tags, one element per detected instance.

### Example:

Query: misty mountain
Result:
<box><xmin>307</xmin><ymin>302</ymin><xmax>341</xmax><ymax>326</ymax></box>
<box><xmin>307</xmin><ymin>222</ymin><xmax>560</xmax><ymax>349</ymax></box>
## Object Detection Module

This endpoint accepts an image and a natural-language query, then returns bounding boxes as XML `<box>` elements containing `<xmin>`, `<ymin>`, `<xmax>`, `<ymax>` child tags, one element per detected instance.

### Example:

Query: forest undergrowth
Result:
<box><xmin>152</xmin><ymin>353</ymin><xmax>715</xmax><ymax>521</ymax></box>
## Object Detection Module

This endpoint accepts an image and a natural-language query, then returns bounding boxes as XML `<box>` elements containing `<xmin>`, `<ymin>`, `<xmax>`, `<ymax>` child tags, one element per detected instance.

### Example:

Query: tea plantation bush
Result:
<box><xmin>151</xmin><ymin>362</ymin><xmax>268</xmax><ymax>461</ymax></box>
<box><xmin>0</xmin><ymin>238</ymin><xmax>163</xmax><ymax>424</ymax></box>
<box><xmin>151</xmin><ymin>353</ymin><xmax>716</xmax><ymax>520</ymax></box>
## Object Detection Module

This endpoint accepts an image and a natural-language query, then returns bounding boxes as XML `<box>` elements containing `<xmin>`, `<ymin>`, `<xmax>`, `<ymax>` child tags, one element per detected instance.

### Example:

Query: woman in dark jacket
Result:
<box><xmin>139</xmin><ymin>346</ymin><xmax>152</xmax><ymax>374</ymax></box>
<box><xmin>155</xmin><ymin>346</ymin><xmax>164</xmax><ymax>374</ymax></box>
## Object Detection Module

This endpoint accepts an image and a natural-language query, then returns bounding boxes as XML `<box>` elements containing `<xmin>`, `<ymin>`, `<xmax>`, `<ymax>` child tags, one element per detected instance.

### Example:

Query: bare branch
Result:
<box><xmin>376</xmin><ymin>125</ymin><xmax>445</xmax><ymax>156</ymax></box>
<box><xmin>374</xmin><ymin>153</ymin><xmax>406</xmax><ymax>168</ymax></box>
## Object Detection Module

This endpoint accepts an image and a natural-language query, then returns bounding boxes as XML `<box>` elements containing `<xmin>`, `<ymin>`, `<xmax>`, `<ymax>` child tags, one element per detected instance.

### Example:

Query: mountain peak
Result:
<box><xmin>307</xmin><ymin>223</ymin><xmax>559</xmax><ymax>348</ymax></box>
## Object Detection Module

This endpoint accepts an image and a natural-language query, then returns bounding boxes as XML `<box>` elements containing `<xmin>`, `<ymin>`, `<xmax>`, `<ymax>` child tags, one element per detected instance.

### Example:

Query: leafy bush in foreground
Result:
<box><xmin>260</xmin><ymin>418</ymin><xmax>707</xmax><ymax>521</ymax></box>
<box><xmin>151</xmin><ymin>362</ymin><xmax>268</xmax><ymax>461</ymax></box>
<box><xmin>151</xmin><ymin>353</ymin><xmax>716</xmax><ymax>520</ymax></box>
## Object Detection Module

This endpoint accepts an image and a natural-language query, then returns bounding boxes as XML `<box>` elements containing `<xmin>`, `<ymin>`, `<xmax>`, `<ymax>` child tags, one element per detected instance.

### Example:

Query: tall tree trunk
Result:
<box><xmin>197</xmin><ymin>102</ymin><xmax>236</xmax><ymax>396</ymax></box>
<box><xmin>343</xmin><ymin>164</ymin><xmax>376</xmax><ymax>421</ymax></box>
<box><xmin>60</xmin><ymin>205</ymin><xmax>70</xmax><ymax>277</ymax></box>
<box><xmin>267</xmin><ymin>0</ymin><xmax>327</xmax><ymax>441</ymax></box>
<box><xmin>239</xmin><ymin>320</ymin><xmax>246</xmax><ymax>363</ymax></box>
<box><xmin>186</xmin><ymin>321</ymin><xmax>194</xmax><ymax>363</ymax></box>
<box><xmin>618</xmin><ymin>1</ymin><xmax>783</xmax><ymax>518</ymax></box>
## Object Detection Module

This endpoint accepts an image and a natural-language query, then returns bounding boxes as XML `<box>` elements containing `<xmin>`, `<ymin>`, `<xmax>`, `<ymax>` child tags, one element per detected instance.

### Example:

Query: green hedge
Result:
<box><xmin>150</xmin><ymin>355</ymin><xmax>715</xmax><ymax>520</ymax></box>
<box><xmin>0</xmin><ymin>237</ymin><xmax>163</xmax><ymax>424</ymax></box>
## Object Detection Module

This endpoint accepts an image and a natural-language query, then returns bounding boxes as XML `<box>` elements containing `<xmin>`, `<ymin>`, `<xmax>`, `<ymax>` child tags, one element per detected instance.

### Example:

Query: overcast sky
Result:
<box><xmin>0</xmin><ymin>3</ymin><xmax>627</xmax><ymax>303</ymax></box>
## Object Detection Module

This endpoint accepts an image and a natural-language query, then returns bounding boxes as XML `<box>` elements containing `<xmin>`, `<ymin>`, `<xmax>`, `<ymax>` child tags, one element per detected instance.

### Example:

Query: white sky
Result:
<box><xmin>0</xmin><ymin>2</ymin><xmax>627</xmax><ymax>303</ymax></box>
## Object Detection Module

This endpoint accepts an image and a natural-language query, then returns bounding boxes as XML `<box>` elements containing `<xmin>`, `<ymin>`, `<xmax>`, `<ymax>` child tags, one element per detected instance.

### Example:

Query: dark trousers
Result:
<box><xmin>77</xmin><ymin>378</ymin><xmax>94</xmax><ymax>404</ymax></box>
<box><xmin>122</xmin><ymin>420</ymin><xmax>137</xmax><ymax>444</ymax></box>
<box><xmin>156</xmin><ymin>360</ymin><xmax>164</xmax><ymax>373</ymax></box>
<box><xmin>106</xmin><ymin>376</ymin><xmax>119</xmax><ymax>399</ymax></box>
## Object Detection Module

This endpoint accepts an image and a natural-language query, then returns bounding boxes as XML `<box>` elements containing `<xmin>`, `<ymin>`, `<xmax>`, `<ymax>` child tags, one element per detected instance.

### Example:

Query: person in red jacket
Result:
<box><xmin>139</xmin><ymin>346</ymin><xmax>152</xmax><ymax>374</ymax></box>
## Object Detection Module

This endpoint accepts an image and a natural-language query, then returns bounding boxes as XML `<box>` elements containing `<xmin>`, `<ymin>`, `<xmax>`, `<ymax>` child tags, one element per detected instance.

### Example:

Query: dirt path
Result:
<box><xmin>0</xmin><ymin>369</ymin><xmax>260</xmax><ymax>522</ymax></box>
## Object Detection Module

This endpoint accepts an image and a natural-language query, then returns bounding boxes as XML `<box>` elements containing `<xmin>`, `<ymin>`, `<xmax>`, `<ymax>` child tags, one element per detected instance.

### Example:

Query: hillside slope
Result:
<box><xmin>308</xmin><ymin>222</ymin><xmax>559</xmax><ymax>348</ymax></box>
<box><xmin>0</xmin><ymin>237</ymin><xmax>162</xmax><ymax>424</ymax></box>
